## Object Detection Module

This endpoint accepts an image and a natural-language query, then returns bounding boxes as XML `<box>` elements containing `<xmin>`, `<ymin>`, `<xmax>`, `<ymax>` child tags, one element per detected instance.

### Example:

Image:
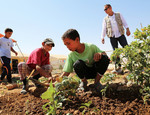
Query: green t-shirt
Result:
<box><xmin>63</xmin><ymin>43</ymin><xmax>103</xmax><ymax>73</ymax></box>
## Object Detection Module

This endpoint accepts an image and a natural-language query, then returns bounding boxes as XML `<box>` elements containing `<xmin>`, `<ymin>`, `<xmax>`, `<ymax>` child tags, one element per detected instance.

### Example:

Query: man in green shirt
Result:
<box><xmin>60</xmin><ymin>29</ymin><xmax>110</xmax><ymax>92</ymax></box>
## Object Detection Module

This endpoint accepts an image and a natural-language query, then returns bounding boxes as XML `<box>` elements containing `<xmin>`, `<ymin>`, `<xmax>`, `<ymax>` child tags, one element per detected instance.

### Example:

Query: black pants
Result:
<box><xmin>110</xmin><ymin>35</ymin><xmax>128</xmax><ymax>68</ymax></box>
<box><xmin>0</xmin><ymin>56</ymin><xmax>12</xmax><ymax>83</ymax></box>
<box><xmin>73</xmin><ymin>55</ymin><xmax>110</xmax><ymax>79</ymax></box>
<box><xmin>32</xmin><ymin>74</ymin><xmax>41</xmax><ymax>80</ymax></box>
<box><xmin>110</xmin><ymin>35</ymin><xmax>128</xmax><ymax>50</ymax></box>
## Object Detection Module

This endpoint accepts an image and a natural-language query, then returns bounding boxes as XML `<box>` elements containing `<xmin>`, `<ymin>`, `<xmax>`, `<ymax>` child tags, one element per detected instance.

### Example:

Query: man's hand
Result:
<box><xmin>126</xmin><ymin>28</ymin><xmax>131</xmax><ymax>36</ymax></box>
<box><xmin>101</xmin><ymin>38</ymin><xmax>105</xmax><ymax>44</ymax></box>
<box><xmin>94</xmin><ymin>53</ymin><xmax>103</xmax><ymax>62</ymax></box>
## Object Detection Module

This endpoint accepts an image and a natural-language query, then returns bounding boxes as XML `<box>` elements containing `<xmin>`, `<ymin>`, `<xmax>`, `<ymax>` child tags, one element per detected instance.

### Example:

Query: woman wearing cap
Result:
<box><xmin>18</xmin><ymin>38</ymin><xmax>55</xmax><ymax>94</ymax></box>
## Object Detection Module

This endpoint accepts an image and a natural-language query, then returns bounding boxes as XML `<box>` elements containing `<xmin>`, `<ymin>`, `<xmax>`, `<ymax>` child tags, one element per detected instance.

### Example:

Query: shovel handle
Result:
<box><xmin>27</xmin><ymin>69</ymin><xmax>35</xmax><ymax>79</ymax></box>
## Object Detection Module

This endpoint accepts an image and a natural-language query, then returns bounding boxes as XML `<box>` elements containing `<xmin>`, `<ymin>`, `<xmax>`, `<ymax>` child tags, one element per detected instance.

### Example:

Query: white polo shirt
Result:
<box><xmin>0</xmin><ymin>37</ymin><xmax>14</xmax><ymax>58</ymax></box>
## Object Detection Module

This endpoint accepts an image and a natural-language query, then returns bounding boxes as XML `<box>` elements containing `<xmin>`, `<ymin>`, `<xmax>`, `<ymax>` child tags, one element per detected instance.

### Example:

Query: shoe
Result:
<box><xmin>94</xmin><ymin>82</ymin><xmax>104</xmax><ymax>92</ymax></box>
<box><xmin>77</xmin><ymin>80</ymin><xmax>88</xmax><ymax>92</ymax></box>
<box><xmin>111</xmin><ymin>68</ymin><xmax>124</xmax><ymax>75</ymax></box>
<box><xmin>111</xmin><ymin>69</ymin><xmax>117</xmax><ymax>74</ymax></box>
<box><xmin>117</xmin><ymin>68</ymin><xmax>124</xmax><ymax>75</ymax></box>
<box><xmin>20</xmin><ymin>81</ymin><xmax>29</xmax><ymax>94</ymax></box>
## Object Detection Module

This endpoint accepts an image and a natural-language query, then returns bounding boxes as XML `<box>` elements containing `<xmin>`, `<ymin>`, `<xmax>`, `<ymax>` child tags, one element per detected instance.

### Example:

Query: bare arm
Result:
<box><xmin>94</xmin><ymin>52</ymin><xmax>107</xmax><ymax>62</ymax></box>
<box><xmin>36</xmin><ymin>65</ymin><xmax>50</xmax><ymax>78</ymax></box>
<box><xmin>60</xmin><ymin>72</ymin><xmax>70</xmax><ymax>78</ymax></box>
<box><xmin>11</xmin><ymin>47</ymin><xmax>18</xmax><ymax>56</ymax></box>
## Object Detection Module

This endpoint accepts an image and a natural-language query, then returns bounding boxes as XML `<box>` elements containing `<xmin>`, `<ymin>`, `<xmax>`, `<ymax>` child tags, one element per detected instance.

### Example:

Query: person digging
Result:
<box><xmin>18</xmin><ymin>38</ymin><xmax>55</xmax><ymax>94</ymax></box>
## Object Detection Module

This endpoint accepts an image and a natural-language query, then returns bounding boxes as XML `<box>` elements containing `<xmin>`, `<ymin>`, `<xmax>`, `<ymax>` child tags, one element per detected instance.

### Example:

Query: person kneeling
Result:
<box><xmin>60</xmin><ymin>29</ymin><xmax>110</xmax><ymax>92</ymax></box>
<box><xmin>18</xmin><ymin>38</ymin><xmax>55</xmax><ymax>94</ymax></box>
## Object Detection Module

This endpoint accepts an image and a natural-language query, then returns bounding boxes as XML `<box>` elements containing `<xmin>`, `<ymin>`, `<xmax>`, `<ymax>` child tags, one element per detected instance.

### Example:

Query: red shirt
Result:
<box><xmin>26</xmin><ymin>48</ymin><xmax>50</xmax><ymax>69</ymax></box>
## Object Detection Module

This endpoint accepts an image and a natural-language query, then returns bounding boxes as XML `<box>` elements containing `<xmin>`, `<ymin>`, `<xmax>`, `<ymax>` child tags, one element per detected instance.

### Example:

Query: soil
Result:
<box><xmin>0</xmin><ymin>69</ymin><xmax>150</xmax><ymax>115</ymax></box>
<box><xmin>0</xmin><ymin>83</ymin><xmax>150</xmax><ymax>115</ymax></box>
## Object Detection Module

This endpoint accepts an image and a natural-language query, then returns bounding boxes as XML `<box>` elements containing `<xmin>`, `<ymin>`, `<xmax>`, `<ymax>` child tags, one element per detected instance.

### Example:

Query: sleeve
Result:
<box><xmin>120</xmin><ymin>13</ymin><xmax>129</xmax><ymax>29</ymax></box>
<box><xmin>63</xmin><ymin>54</ymin><xmax>74</xmax><ymax>73</ymax></box>
<box><xmin>101</xmin><ymin>18</ymin><xmax>107</xmax><ymax>38</ymax></box>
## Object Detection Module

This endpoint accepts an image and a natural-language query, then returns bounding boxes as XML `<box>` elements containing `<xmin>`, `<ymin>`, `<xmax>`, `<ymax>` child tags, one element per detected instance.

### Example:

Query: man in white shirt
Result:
<box><xmin>101</xmin><ymin>4</ymin><xmax>131</xmax><ymax>74</ymax></box>
<box><xmin>0</xmin><ymin>28</ymin><xmax>18</xmax><ymax>83</ymax></box>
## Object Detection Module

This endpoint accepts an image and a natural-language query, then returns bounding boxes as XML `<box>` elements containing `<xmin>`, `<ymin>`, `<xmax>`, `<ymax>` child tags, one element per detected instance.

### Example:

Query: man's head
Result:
<box><xmin>62</xmin><ymin>29</ymin><xmax>80</xmax><ymax>51</ymax></box>
<box><xmin>42</xmin><ymin>38</ymin><xmax>55</xmax><ymax>52</ymax></box>
<box><xmin>104</xmin><ymin>4</ymin><xmax>113</xmax><ymax>16</ymax></box>
<box><xmin>4</xmin><ymin>28</ymin><xmax>13</xmax><ymax>38</ymax></box>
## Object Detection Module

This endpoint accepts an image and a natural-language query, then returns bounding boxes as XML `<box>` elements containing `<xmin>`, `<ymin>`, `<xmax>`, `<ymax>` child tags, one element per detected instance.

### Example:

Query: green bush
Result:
<box><xmin>111</xmin><ymin>25</ymin><xmax>150</xmax><ymax>103</ymax></box>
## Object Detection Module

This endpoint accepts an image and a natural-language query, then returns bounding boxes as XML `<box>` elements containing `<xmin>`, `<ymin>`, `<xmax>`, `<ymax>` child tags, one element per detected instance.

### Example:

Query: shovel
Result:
<box><xmin>27</xmin><ymin>69</ymin><xmax>49</xmax><ymax>87</ymax></box>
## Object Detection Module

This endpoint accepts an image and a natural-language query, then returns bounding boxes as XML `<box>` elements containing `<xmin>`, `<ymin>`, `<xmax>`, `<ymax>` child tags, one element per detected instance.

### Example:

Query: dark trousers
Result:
<box><xmin>22</xmin><ymin>74</ymin><xmax>41</xmax><ymax>86</ymax></box>
<box><xmin>32</xmin><ymin>74</ymin><xmax>41</xmax><ymax>80</ymax></box>
<box><xmin>73</xmin><ymin>55</ymin><xmax>110</xmax><ymax>79</ymax></box>
<box><xmin>110</xmin><ymin>35</ymin><xmax>128</xmax><ymax>68</ymax></box>
<box><xmin>0</xmin><ymin>56</ymin><xmax>12</xmax><ymax>83</ymax></box>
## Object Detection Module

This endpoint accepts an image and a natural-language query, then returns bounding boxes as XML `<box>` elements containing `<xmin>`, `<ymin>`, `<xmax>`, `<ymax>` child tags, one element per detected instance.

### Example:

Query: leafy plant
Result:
<box><xmin>140</xmin><ymin>86</ymin><xmax>150</xmax><ymax>104</ymax></box>
<box><xmin>16</xmin><ymin>80</ymin><xmax>23</xmax><ymax>86</ymax></box>
<box><xmin>55</xmin><ymin>76</ymin><xmax>80</xmax><ymax>97</ymax></box>
<box><xmin>101</xmin><ymin>83</ymin><xmax>109</xmax><ymax>97</ymax></box>
<box><xmin>25</xmin><ymin>100</ymin><xmax>30</xmax><ymax>115</ymax></box>
<box><xmin>79</xmin><ymin>101</ymin><xmax>92</xmax><ymax>115</ymax></box>
<box><xmin>111</xmin><ymin>25</ymin><xmax>150</xmax><ymax>103</ymax></box>
<box><xmin>41</xmin><ymin>76</ymin><xmax>80</xmax><ymax>115</ymax></box>
<box><xmin>41</xmin><ymin>81</ymin><xmax>64</xmax><ymax>115</ymax></box>
<box><xmin>100</xmin><ymin>73</ymin><xmax>117</xmax><ymax>83</ymax></box>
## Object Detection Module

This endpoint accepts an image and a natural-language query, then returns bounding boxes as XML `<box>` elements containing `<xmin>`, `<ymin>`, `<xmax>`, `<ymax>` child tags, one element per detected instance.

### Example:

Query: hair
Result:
<box><xmin>105</xmin><ymin>4</ymin><xmax>111</xmax><ymax>8</ymax></box>
<box><xmin>62</xmin><ymin>29</ymin><xmax>80</xmax><ymax>41</ymax></box>
<box><xmin>5</xmin><ymin>28</ymin><xmax>13</xmax><ymax>33</ymax></box>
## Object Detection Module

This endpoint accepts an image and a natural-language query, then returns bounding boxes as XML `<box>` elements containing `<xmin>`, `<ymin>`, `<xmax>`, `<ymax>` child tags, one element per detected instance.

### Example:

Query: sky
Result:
<box><xmin>0</xmin><ymin>0</ymin><xmax>149</xmax><ymax>57</ymax></box>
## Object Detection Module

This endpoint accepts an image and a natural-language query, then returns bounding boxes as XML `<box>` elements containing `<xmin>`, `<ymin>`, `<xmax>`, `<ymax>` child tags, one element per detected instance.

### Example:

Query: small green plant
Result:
<box><xmin>16</xmin><ymin>80</ymin><xmax>23</xmax><ymax>86</ymax></box>
<box><xmin>41</xmin><ymin>76</ymin><xmax>80</xmax><ymax>115</ymax></box>
<box><xmin>101</xmin><ymin>83</ymin><xmax>109</xmax><ymax>97</ymax></box>
<box><xmin>39</xmin><ymin>77</ymin><xmax>48</xmax><ymax>83</ymax></box>
<box><xmin>79</xmin><ymin>101</ymin><xmax>92</xmax><ymax>115</ymax></box>
<box><xmin>41</xmin><ymin>81</ymin><xmax>63</xmax><ymax>115</ymax></box>
<box><xmin>100</xmin><ymin>73</ymin><xmax>117</xmax><ymax>83</ymax></box>
<box><xmin>140</xmin><ymin>86</ymin><xmax>150</xmax><ymax>104</ymax></box>
<box><xmin>25</xmin><ymin>100</ymin><xmax>30</xmax><ymax>115</ymax></box>
<box><xmin>55</xmin><ymin>76</ymin><xmax>80</xmax><ymax>97</ymax></box>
